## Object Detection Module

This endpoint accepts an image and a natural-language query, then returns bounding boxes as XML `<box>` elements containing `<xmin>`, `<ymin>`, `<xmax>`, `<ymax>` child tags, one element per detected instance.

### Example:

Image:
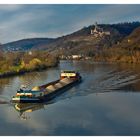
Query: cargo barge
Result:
<box><xmin>11</xmin><ymin>71</ymin><xmax>82</xmax><ymax>103</ymax></box>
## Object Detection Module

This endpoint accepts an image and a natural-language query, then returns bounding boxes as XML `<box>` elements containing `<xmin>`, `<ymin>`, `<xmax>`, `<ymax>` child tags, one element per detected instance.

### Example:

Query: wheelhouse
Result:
<box><xmin>60</xmin><ymin>70</ymin><xmax>80</xmax><ymax>79</ymax></box>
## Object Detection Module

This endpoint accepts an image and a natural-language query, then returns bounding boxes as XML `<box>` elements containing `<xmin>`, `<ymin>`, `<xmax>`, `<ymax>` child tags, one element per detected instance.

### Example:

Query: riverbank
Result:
<box><xmin>0</xmin><ymin>64</ymin><xmax>58</xmax><ymax>78</ymax></box>
<box><xmin>0</xmin><ymin>51</ymin><xmax>59</xmax><ymax>78</ymax></box>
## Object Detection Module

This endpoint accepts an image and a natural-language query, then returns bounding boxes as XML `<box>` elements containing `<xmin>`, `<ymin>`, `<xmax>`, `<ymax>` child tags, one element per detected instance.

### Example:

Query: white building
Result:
<box><xmin>72</xmin><ymin>55</ymin><xmax>82</xmax><ymax>59</ymax></box>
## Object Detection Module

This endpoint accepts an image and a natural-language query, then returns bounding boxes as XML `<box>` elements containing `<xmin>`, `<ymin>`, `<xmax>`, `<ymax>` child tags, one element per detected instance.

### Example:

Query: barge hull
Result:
<box><xmin>40</xmin><ymin>78</ymin><xmax>81</xmax><ymax>102</ymax></box>
<box><xmin>13</xmin><ymin>77</ymin><xmax>81</xmax><ymax>103</ymax></box>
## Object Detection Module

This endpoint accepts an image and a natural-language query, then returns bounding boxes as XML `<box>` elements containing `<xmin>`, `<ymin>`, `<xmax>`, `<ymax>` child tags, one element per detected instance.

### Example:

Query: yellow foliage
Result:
<box><xmin>29</xmin><ymin>58</ymin><xmax>42</xmax><ymax>66</ymax></box>
<box><xmin>30</xmin><ymin>58</ymin><xmax>41</xmax><ymax>65</ymax></box>
<box><xmin>28</xmin><ymin>58</ymin><xmax>43</xmax><ymax>69</ymax></box>
<box><xmin>0</xmin><ymin>51</ymin><xmax>58</xmax><ymax>75</ymax></box>
<box><xmin>20</xmin><ymin>60</ymin><xmax>25</xmax><ymax>68</ymax></box>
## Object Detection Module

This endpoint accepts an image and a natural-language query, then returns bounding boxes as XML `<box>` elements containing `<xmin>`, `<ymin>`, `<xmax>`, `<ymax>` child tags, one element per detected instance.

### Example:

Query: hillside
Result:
<box><xmin>92</xmin><ymin>26</ymin><xmax>140</xmax><ymax>63</ymax></box>
<box><xmin>114</xmin><ymin>26</ymin><xmax>140</xmax><ymax>50</ymax></box>
<box><xmin>43</xmin><ymin>28</ymin><xmax>120</xmax><ymax>52</ymax></box>
<box><xmin>3</xmin><ymin>38</ymin><xmax>54</xmax><ymax>51</ymax></box>
<box><xmin>2</xmin><ymin>22</ymin><xmax>140</xmax><ymax>55</ymax></box>
<box><xmin>31</xmin><ymin>22</ymin><xmax>140</xmax><ymax>55</ymax></box>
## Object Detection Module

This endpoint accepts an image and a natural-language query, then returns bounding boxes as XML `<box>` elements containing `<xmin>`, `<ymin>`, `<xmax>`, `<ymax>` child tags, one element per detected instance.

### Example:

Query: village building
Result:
<box><xmin>72</xmin><ymin>55</ymin><xmax>82</xmax><ymax>60</ymax></box>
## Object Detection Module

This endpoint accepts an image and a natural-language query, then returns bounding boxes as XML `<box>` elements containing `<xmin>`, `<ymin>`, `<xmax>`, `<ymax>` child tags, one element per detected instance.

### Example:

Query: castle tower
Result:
<box><xmin>91</xmin><ymin>22</ymin><xmax>98</xmax><ymax>34</ymax></box>
<box><xmin>94</xmin><ymin>22</ymin><xmax>98</xmax><ymax>31</ymax></box>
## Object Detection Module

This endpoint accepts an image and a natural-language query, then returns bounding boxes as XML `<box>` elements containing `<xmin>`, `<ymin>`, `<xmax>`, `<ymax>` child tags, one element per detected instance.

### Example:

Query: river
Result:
<box><xmin>0</xmin><ymin>60</ymin><xmax>140</xmax><ymax>136</ymax></box>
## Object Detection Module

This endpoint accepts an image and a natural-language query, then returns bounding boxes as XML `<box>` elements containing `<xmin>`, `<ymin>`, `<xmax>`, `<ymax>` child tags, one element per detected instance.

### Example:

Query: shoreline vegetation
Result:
<box><xmin>0</xmin><ymin>51</ymin><xmax>59</xmax><ymax>78</ymax></box>
<box><xmin>93</xmin><ymin>48</ymin><xmax>140</xmax><ymax>63</ymax></box>
<box><xmin>60</xmin><ymin>47</ymin><xmax>140</xmax><ymax>63</ymax></box>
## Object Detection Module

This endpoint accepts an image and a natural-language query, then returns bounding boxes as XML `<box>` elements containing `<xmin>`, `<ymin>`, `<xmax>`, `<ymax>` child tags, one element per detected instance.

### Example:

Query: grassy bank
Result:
<box><xmin>0</xmin><ymin>51</ymin><xmax>59</xmax><ymax>78</ymax></box>
<box><xmin>93</xmin><ymin>47</ymin><xmax>140</xmax><ymax>63</ymax></box>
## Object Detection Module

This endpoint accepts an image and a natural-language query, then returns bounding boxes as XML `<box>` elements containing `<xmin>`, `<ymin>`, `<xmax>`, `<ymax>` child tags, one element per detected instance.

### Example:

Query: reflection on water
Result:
<box><xmin>0</xmin><ymin>60</ymin><xmax>140</xmax><ymax>135</ymax></box>
<box><xmin>14</xmin><ymin>103</ymin><xmax>45</xmax><ymax>120</ymax></box>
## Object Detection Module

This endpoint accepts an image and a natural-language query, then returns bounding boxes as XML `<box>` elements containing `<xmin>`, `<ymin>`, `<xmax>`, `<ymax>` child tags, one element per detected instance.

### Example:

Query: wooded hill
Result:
<box><xmin>93</xmin><ymin>26</ymin><xmax>140</xmax><ymax>63</ymax></box>
<box><xmin>2</xmin><ymin>22</ymin><xmax>140</xmax><ymax>57</ymax></box>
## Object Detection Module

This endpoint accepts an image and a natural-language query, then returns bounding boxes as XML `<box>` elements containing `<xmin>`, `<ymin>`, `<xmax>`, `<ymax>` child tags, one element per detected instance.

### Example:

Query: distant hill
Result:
<box><xmin>2</xmin><ymin>21</ymin><xmax>140</xmax><ymax>55</ymax></box>
<box><xmin>2</xmin><ymin>38</ymin><xmax>54</xmax><ymax>51</ymax></box>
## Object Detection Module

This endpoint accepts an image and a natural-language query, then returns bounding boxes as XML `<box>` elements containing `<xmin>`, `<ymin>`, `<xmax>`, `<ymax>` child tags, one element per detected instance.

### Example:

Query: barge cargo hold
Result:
<box><xmin>11</xmin><ymin>71</ymin><xmax>82</xmax><ymax>103</ymax></box>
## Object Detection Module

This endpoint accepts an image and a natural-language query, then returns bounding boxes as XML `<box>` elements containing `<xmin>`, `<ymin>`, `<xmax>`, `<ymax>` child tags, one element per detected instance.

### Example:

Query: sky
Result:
<box><xmin>0</xmin><ymin>4</ymin><xmax>140</xmax><ymax>43</ymax></box>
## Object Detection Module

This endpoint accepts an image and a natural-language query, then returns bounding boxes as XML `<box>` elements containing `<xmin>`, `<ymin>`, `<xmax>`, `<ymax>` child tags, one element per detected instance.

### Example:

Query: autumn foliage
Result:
<box><xmin>0</xmin><ymin>51</ymin><xmax>58</xmax><ymax>76</ymax></box>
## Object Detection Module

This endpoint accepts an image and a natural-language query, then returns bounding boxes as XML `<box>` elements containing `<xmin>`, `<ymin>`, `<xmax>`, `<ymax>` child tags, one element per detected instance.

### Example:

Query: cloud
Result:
<box><xmin>0</xmin><ymin>4</ymin><xmax>23</xmax><ymax>11</ymax></box>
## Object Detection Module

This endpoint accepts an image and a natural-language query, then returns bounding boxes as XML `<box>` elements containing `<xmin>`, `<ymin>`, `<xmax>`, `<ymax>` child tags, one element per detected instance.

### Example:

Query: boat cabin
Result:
<box><xmin>16</xmin><ymin>88</ymin><xmax>43</xmax><ymax>97</ymax></box>
<box><xmin>60</xmin><ymin>70</ymin><xmax>79</xmax><ymax>79</ymax></box>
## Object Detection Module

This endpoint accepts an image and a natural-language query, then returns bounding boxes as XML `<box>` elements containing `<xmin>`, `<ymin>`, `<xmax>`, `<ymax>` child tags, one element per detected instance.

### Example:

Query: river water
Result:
<box><xmin>0</xmin><ymin>60</ymin><xmax>140</xmax><ymax>135</ymax></box>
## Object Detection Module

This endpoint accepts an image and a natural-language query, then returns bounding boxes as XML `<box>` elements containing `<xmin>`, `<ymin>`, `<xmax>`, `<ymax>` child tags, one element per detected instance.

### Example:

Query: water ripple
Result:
<box><xmin>54</xmin><ymin>69</ymin><xmax>140</xmax><ymax>102</ymax></box>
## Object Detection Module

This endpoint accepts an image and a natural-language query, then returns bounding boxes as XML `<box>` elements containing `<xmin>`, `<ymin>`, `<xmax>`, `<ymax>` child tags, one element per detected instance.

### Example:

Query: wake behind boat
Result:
<box><xmin>11</xmin><ymin>71</ymin><xmax>82</xmax><ymax>103</ymax></box>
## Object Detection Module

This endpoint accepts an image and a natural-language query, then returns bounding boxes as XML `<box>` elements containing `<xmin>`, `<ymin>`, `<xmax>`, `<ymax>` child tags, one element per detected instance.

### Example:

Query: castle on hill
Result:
<box><xmin>91</xmin><ymin>22</ymin><xmax>110</xmax><ymax>37</ymax></box>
